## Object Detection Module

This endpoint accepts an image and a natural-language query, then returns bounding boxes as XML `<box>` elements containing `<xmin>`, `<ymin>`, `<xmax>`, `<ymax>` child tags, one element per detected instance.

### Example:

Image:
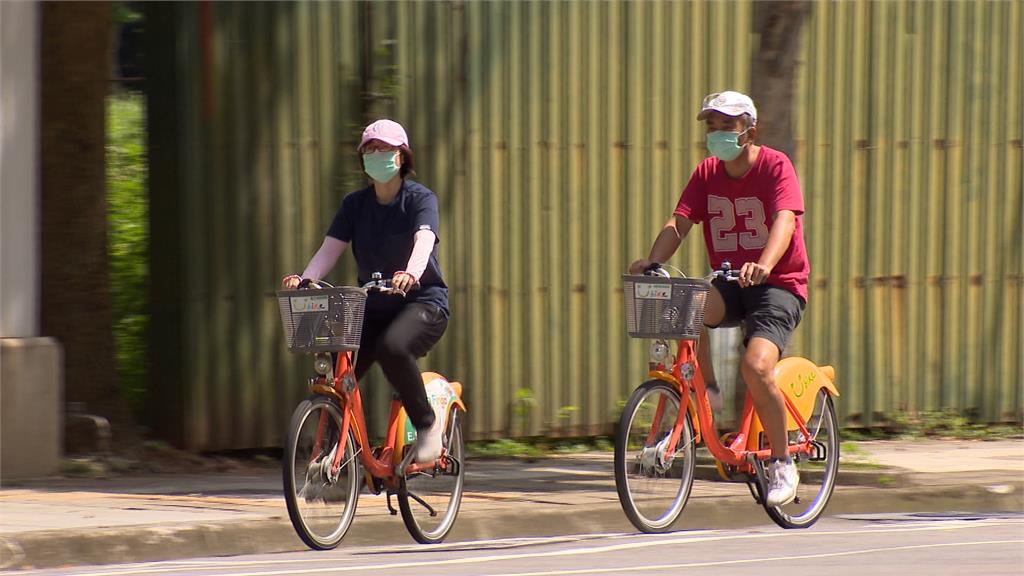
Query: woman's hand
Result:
<box><xmin>738</xmin><ymin>262</ymin><xmax>771</xmax><ymax>287</ymax></box>
<box><xmin>628</xmin><ymin>259</ymin><xmax>655</xmax><ymax>275</ymax></box>
<box><xmin>281</xmin><ymin>274</ymin><xmax>302</xmax><ymax>289</ymax></box>
<box><xmin>392</xmin><ymin>271</ymin><xmax>417</xmax><ymax>294</ymax></box>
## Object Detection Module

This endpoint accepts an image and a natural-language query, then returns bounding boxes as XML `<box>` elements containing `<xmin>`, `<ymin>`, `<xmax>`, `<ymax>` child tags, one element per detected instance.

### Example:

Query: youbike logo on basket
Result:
<box><xmin>634</xmin><ymin>283</ymin><xmax>671</xmax><ymax>300</ymax></box>
<box><xmin>290</xmin><ymin>295</ymin><xmax>329</xmax><ymax>312</ymax></box>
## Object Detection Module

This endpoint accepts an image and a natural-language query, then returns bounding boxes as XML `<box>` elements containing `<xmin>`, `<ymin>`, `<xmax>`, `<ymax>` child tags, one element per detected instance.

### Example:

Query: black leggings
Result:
<box><xmin>354</xmin><ymin>303</ymin><xmax>448</xmax><ymax>429</ymax></box>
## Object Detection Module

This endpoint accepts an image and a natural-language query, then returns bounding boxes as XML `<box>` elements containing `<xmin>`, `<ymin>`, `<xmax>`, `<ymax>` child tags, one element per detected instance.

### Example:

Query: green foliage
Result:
<box><xmin>106</xmin><ymin>93</ymin><xmax>149</xmax><ymax>418</ymax></box>
<box><xmin>887</xmin><ymin>410</ymin><xmax>1022</xmax><ymax>439</ymax></box>
<box><xmin>113</xmin><ymin>2</ymin><xmax>142</xmax><ymax>25</ymax></box>
<box><xmin>557</xmin><ymin>405</ymin><xmax>579</xmax><ymax>422</ymax></box>
<box><xmin>513</xmin><ymin>387</ymin><xmax>536</xmax><ymax>435</ymax></box>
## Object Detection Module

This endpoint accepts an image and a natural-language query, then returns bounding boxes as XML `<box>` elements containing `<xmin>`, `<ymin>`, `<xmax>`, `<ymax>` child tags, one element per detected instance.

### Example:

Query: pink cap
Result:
<box><xmin>357</xmin><ymin>119</ymin><xmax>409</xmax><ymax>151</ymax></box>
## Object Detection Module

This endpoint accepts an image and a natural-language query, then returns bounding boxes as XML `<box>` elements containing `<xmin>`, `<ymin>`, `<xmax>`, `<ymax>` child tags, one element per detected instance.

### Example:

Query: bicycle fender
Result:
<box><xmin>421</xmin><ymin>372</ymin><xmax>467</xmax><ymax>412</ymax></box>
<box><xmin>746</xmin><ymin>357</ymin><xmax>839</xmax><ymax>447</ymax></box>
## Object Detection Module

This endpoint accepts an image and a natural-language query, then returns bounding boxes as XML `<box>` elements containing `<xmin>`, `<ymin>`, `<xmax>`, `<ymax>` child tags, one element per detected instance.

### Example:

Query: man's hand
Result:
<box><xmin>629</xmin><ymin>259</ymin><xmax>656</xmax><ymax>275</ymax></box>
<box><xmin>738</xmin><ymin>262</ymin><xmax>771</xmax><ymax>288</ymax></box>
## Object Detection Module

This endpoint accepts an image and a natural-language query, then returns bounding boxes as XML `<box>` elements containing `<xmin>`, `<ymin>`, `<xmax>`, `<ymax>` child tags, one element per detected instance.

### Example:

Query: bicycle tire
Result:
<box><xmin>283</xmin><ymin>396</ymin><xmax>361</xmax><ymax>550</ymax></box>
<box><xmin>764</xmin><ymin>390</ymin><xmax>840</xmax><ymax>529</ymax></box>
<box><xmin>614</xmin><ymin>380</ymin><xmax>696</xmax><ymax>533</ymax></box>
<box><xmin>399</xmin><ymin>407</ymin><xmax>466</xmax><ymax>544</ymax></box>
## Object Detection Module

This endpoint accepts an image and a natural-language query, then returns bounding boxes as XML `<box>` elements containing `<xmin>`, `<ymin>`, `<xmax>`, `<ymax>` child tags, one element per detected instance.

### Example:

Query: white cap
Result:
<box><xmin>697</xmin><ymin>91</ymin><xmax>757</xmax><ymax>125</ymax></box>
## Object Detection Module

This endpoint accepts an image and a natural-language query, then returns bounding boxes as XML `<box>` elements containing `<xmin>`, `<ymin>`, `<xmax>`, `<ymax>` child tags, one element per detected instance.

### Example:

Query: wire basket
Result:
<box><xmin>622</xmin><ymin>275</ymin><xmax>710</xmax><ymax>340</ymax></box>
<box><xmin>276</xmin><ymin>287</ymin><xmax>367</xmax><ymax>352</ymax></box>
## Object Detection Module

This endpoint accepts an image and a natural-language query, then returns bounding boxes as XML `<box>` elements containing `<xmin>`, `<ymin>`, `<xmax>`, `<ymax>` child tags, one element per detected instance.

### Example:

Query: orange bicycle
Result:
<box><xmin>276</xmin><ymin>275</ymin><xmax>466</xmax><ymax>549</ymax></box>
<box><xmin>615</xmin><ymin>263</ymin><xmax>840</xmax><ymax>531</ymax></box>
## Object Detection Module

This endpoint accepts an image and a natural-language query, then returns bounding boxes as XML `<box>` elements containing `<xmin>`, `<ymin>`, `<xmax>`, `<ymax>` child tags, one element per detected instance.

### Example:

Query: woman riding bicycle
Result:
<box><xmin>283</xmin><ymin>119</ymin><xmax>449</xmax><ymax>465</ymax></box>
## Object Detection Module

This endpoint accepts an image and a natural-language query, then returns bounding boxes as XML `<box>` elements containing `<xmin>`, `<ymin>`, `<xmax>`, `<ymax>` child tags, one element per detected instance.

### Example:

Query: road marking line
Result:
<box><xmin>486</xmin><ymin>540</ymin><xmax>1024</xmax><ymax>575</ymax></box>
<box><xmin>64</xmin><ymin>520</ymin><xmax>1022</xmax><ymax>576</ymax></box>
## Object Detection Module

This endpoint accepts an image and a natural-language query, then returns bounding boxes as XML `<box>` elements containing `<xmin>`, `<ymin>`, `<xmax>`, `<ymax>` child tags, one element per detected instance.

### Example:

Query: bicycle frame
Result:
<box><xmin>309</xmin><ymin>351</ymin><xmax>443</xmax><ymax>490</ymax></box>
<box><xmin>649</xmin><ymin>338</ymin><xmax>818</xmax><ymax>475</ymax></box>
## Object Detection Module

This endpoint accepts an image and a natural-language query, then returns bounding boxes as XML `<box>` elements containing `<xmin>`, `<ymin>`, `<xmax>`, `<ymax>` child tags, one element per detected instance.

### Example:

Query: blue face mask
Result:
<box><xmin>363</xmin><ymin>151</ymin><xmax>400</xmax><ymax>183</ymax></box>
<box><xmin>706</xmin><ymin>129</ymin><xmax>751</xmax><ymax>162</ymax></box>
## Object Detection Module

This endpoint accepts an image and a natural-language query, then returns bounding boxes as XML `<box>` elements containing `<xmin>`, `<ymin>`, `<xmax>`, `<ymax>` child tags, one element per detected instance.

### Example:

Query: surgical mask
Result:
<box><xmin>706</xmin><ymin>128</ymin><xmax>751</xmax><ymax>162</ymax></box>
<box><xmin>363</xmin><ymin>151</ymin><xmax>400</xmax><ymax>182</ymax></box>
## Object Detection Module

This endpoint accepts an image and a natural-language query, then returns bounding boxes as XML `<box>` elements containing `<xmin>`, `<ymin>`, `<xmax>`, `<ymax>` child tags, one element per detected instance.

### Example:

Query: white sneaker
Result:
<box><xmin>412</xmin><ymin>379</ymin><xmax>455</xmax><ymax>464</ymax></box>
<box><xmin>765</xmin><ymin>459</ymin><xmax>800</xmax><ymax>507</ymax></box>
<box><xmin>412</xmin><ymin>421</ymin><xmax>444</xmax><ymax>464</ymax></box>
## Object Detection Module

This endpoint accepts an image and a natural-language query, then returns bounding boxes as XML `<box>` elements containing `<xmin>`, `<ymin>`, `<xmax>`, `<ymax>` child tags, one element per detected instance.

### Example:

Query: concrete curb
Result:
<box><xmin>3</xmin><ymin>481</ymin><xmax>1020</xmax><ymax>571</ymax></box>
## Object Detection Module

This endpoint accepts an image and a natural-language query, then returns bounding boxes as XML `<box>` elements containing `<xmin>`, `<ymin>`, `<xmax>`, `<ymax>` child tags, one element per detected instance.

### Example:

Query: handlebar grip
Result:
<box><xmin>297</xmin><ymin>278</ymin><xmax>332</xmax><ymax>289</ymax></box>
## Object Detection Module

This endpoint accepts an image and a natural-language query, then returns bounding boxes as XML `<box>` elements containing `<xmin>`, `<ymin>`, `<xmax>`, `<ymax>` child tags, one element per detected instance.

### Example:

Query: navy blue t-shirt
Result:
<box><xmin>327</xmin><ymin>180</ymin><xmax>449</xmax><ymax>316</ymax></box>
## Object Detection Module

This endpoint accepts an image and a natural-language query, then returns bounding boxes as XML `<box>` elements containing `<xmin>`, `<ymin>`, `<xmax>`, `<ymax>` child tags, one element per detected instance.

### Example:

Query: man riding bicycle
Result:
<box><xmin>630</xmin><ymin>91</ymin><xmax>810</xmax><ymax>507</ymax></box>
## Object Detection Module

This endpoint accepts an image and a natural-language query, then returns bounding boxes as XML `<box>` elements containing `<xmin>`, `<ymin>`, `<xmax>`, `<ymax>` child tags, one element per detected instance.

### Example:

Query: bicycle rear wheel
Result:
<box><xmin>764</xmin><ymin>390</ymin><xmax>840</xmax><ymax>528</ymax></box>
<box><xmin>283</xmin><ymin>396</ymin><xmax>360</xmax><ymax>550</ymax></box>
<box><xmin>399</xmin><ymin>407</ymin><xmax>465</xmax><ymax>544</ymax></box>
<box><xmin>615</xmin><ymin>380</ymin><xmax>696</xmax><ymax>533</ymax></box>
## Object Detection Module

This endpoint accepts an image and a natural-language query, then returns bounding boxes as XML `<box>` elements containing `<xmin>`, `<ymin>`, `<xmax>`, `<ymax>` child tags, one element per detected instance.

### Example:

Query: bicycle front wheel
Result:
<box><xmin>399</xmin><ymin>407</ymin><xmax>466</xmax><ymax>544</ymax></box>
<box><xmin>615</xmin><ymin>380</ymin><xmax>696</xmax><ymax>533</ymax></box>
<box><xmin>283</xmin><ymin>396</ymin><xmax>361</xmax><ymax>550</ymax></box>
<box><xmin>765</xmin><ymin>390</ymin><xmax>840</xmax><ymax>528</ymax></box>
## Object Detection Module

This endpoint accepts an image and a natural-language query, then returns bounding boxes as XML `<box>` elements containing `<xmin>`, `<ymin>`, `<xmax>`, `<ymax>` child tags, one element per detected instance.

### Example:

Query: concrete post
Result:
<box><xmin>1</xmin><ymin>0</ymin><xmax>63</xmax><ymax>480</ymax></box>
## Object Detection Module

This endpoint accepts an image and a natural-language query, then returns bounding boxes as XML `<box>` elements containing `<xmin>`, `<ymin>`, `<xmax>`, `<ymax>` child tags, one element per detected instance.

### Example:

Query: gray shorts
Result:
<box><xmin>707</xmin><ymin>279</ymin><xmax>805</xmax><ymax>354</ymax></box>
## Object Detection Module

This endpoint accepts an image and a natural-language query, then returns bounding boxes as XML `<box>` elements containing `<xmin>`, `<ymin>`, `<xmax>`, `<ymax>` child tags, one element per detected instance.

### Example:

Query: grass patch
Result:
<box><xmin>840</xmin><ymin>441</ymin><xmax>867</xmax><ymax>455</ymax></box>
<box><xmin>843</xmin><ymin>411</ymin><xmax>1022</xmax><ymax>441</ymax></box>
<box><xmin>468</xmin><ymin>439</ymin><xmax>546</xmax><ymax>460</ymax></box>
<box><xmin>468</xmin><ymin>436</ymin><xmax>615</xmax><ymax>459</ymax></box>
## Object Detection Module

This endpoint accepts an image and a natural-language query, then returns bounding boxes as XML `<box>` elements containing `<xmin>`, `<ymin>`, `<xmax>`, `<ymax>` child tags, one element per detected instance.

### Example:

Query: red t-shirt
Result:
<box><xmin>674</xmin><ymin>146</ymin><xmax>809</xmax><ymax>302</ymax></box>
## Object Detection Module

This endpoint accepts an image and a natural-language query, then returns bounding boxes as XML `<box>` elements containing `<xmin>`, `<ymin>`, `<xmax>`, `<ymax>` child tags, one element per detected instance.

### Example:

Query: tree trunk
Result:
<box><xmin>723</xmin><ymin>2</ymin><xmax>811</xmax><ymax>421</ymax></box>
<box><xmin>749</xmin><ymin>1</ymin><xmax>812</xmax><ymax>160</ymax></box>
<box><xmin>41</xmin><ymin>1</ymin><xmax>138</xmax><ymax>450</ymax></box>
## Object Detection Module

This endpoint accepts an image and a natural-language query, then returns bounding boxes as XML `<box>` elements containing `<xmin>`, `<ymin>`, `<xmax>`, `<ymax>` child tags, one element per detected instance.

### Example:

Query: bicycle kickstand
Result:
<box><xmin>386</xmin><ymin>490</ymin><xmax>398</xmax><ymax>515</ymax></box>
<box><xmin>746</xmin><ymin>455</ymin><xmax>767</xmax><ymax>505</ymax></box>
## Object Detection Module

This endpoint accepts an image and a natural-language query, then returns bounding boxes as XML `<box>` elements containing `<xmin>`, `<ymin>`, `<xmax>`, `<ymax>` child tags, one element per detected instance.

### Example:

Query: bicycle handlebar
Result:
<box><xmin>297</xmin><ymin>278</ymin><xmax>335</xmax><ymax>289</ymax></box>
<box><xmin>362</xmin><ymin>272</ymin><xmax>420</xmax><ymax>297</ymax></box>
<box><xmin>643</xmin><ymin>263</ymin><xmax>671</xmax><ymax>278</ymax></box>
<box><xmin>709</xmin><ymin>261</ymin><xmax>741</xmax><ymax>283</ymax></box>
<box><xmin>642</xmin><ymin>261</ymin><xmax>740</xmax><ymax>282</ymax></box>
<box><xmin>293</xmin><ymin>273</ymin><xmax>419</xmax><ymax>297</ymax></box>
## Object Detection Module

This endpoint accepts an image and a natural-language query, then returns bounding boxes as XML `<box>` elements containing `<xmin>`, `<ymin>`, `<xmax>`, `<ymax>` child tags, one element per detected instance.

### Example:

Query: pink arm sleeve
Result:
<box><xmin>404</xmin><ymin>230</ymin><xmax>435</xmax><ymax>281</ymax></box>
<box><xmin>301</xmin><ymin>236</ymin><xmax>348</xmax><ymax>281</ymax></box>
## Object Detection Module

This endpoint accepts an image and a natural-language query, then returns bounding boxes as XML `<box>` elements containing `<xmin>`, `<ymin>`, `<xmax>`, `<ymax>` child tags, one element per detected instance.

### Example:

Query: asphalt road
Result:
<box><xmin>7</xmin><ymin>512</ymin><xmax>1023</xmax><ymax>576</ymax></box>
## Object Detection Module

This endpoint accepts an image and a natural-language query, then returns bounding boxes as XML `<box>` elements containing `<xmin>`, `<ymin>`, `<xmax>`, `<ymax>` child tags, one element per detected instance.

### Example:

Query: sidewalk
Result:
<box><xmin>1</xmin><ymin>439</ymin><xmax>1021</xmax><ymax>571</ymax></box>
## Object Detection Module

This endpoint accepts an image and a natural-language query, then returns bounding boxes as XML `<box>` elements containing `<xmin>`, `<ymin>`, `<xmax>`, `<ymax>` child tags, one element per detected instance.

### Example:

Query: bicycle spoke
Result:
<box><xmin>283</xmin><ymin>398</ymin><xmax>360</xmax><ymax>550</ymax></box>
<box><xmin>398</xmin><ymin>410</ymin><xmax>465</xmax><ymax>543</ymax></box>
<box><xmin>765</xmin><ymin>390</ymin><xmax>840</xmax><ymax>528</ymax></box>
<box><xmin>615</xmin><ymin>381</ymin><xmax>696</xmax><ymax>533</ymax></box>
